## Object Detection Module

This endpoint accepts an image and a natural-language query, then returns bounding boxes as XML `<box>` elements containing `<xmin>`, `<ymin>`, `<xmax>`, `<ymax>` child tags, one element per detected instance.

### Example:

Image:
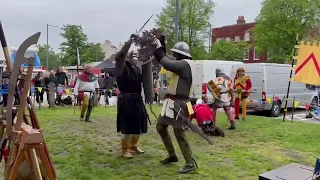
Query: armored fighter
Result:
<box><xmin>115</xmin><ymin>34</ymin><xmax>152</xmax><ymax>159</ymax></box>
<box><xmin>208</xmin><ymin>68</ymin><xmax>236</xmax><ymax>130</ymax></box>
<box><xmin>152</xmin><ymin>37</ymin><xmax>198</xmax><ymax>174</ymax></box>
<box><xmin>233</xmin><ymin>68</ymin><xmax>252</xmax><ymax>121</ymax></box>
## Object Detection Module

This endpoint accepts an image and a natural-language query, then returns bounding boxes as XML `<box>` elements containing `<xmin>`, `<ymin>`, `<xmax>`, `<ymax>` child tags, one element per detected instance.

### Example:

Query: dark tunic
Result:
<box><xmin>116</xmin><ymin>61</ymin><xmax>149</xmax><ymax>134</ymax></box>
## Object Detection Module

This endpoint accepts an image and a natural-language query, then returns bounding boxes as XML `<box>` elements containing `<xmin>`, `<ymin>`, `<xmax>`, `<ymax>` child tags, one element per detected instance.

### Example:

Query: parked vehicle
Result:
<box><xmin>193</xmin><ymin>60</ymin><xmax>244</xmax><ymax>105</ymax></box>
<box><xmin>230</xmin><ymin>63</ymin><xmax>319</xmax><ymax>117</ymax></box>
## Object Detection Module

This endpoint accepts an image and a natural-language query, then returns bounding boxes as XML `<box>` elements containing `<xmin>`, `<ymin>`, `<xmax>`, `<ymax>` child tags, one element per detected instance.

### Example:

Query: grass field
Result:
<box><xmin>1</xmin><ymin>105</ymin><xmax>320</xmax><ymax>180</ymax></box>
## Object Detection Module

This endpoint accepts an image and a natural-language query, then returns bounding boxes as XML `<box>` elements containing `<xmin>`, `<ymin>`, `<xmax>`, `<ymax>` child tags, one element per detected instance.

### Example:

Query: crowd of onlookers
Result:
<box><xmin>0</xmin><ymin>66</ymin><xmax>165</xmax><ymax>106</ymax></box>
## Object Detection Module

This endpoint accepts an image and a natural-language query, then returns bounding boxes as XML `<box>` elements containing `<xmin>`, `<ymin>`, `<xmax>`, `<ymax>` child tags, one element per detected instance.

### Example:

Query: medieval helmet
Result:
<box><xmin>216</xmin><ymin>68</ymin><xmax>223</xmax><ymax>75</ymax></box>
<box><xmin>170</xmin><ymin>42</ymin><xmax>192</xmax><ymax>58</ymax></box>
<box><xmin>196</xmin><ymin>98</ymin><xmax>204</xmax><ymax>104</ymax></box>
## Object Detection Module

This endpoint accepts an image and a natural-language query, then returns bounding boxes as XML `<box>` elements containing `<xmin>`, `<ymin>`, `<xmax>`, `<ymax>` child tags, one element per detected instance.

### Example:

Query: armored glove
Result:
<box><xmin>130</xmin><ymin>33</ymin><xmax>139</xmax><ymax>40</ymax></box>
<box><xmin>152</xmin><ymin>38</ymin><xmax>162</xmax><ymax>49</ymax></box>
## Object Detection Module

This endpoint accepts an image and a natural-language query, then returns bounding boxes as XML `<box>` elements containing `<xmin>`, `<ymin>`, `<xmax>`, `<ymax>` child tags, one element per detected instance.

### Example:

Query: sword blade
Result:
<box><xmin>137</xmin><ymin>14</ymin><xmax>154</xmax><ymax>33</ymax></box>
<box><xmin>170</xmin><ymin>107</ymin><xmax>214</xmax><ymax>145</ymax></box>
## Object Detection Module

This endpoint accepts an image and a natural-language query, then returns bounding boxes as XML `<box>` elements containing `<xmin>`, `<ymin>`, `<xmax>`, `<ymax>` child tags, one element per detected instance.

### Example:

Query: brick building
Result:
<box><xmin>212</xmin><ymin>16</ymin><xmax>267</xmax><ymax>63</ymax></box>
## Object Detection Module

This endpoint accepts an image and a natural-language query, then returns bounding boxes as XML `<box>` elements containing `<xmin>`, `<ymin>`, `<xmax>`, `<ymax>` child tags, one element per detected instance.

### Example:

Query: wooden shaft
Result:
<box><xmin>0</xmin><ymin>125</ymin><xmax>5</xmax><ymax>141</ymax></box>
<box><xmin>39</xmin><ymin>146</ymin><xmax>55</xmax><ymax>180</ymax></box>
<box><xmin>15</xmin><ymin>63</ymin><xmax>33</xmax><ymax>130</ymax></box>
<box><xmin>4</xmin><ymin>143</ymin><xmax>16</xmax><ymax>180</ymax></box>
<box><xmin>29</xmin><ymin>148</ymin><xmax>42</xmax><ymax>180</ymax></box>
<box><xmin>7</xmin><ymin>148</ymin><xmax>24</xmax><ymax>180</ymax></box>
<box><xmin>2</xmin><ymin>47</ymin><xmax>12</xmax><ymax>70</ymax></box>
<box><xmin>0</xmin><ymin>22</ymin><xmax>13</xmax><ymax>70</ymax></box>
<box><xmin>27</xmin><ymin>97</ymin><xmax>57</xmax><ymax>178</ymax></box>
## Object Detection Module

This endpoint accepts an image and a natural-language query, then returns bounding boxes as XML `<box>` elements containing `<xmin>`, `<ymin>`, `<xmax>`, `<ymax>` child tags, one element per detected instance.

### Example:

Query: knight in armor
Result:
<box><xmin>234</xmin><ymin>68</ymin><xmax>252</xmax><ymax>121</ymax></box>
<box><xmin>190</xmin><ymin>98</ymin><xmax>225</xmax><ymax>137</ymax></box>
<box><xmin>211</xmin><ymin>68</ymin><xmax>236</xmax><ymax>130</ymax></box>
<box><xmin>152</xmin><ymin>37</ymin><xmax>198</xmax><ymax>174</ymax></box>
<box><xmin>74</xmin><ymin>64</ymin><xmax>99</xmax><ymax>122</ymax></box>
<box><xmin>115</xmin><ymin>34</ymin><xmax>151</xmax><ymax>159</ymax></box>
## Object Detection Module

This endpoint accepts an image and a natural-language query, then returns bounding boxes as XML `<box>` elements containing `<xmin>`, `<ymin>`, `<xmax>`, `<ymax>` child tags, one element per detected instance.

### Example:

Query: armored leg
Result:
<box><xmin>211</xmin><ymin>103</ymin><xmax>219</xmax><ymax>125</ymax></box>
<box><xmin>85</xmin><ymin>96</ymin><xmax>94</xmax><ymax>122</ymax></box>
<box><xmin>80</xmin><ymin>95</ymin><xmax>89</xmax><ymax>120</ymax></box>
<box><xmin>241</xmin><ymin>98</ymin><xmax>247</xmax><ymax>120</ymax></box>
<box><xmin>130</xmin><ymin>135</ymin><xmax>144</xmax><ymax>153</ymax></box>
<box><xmin>234</xmin><ymin>98</ymin><xmax>240</xmax><ymax>119</ymax></box>
<box><xmin>173</xmin><ymin>127</ymin><xmax>197</xmax><ymax>173</ymax></box>
<box><xmin>223</xmin><ymin>105</ymin><xmax>236</xmax><ymax>130</ymax></box>
<box><xmin>156</xmin><ymin>117</ymin><xmax>178</xmax><ymax>164</ymax></box>
<box><xmin>121</xmin><ymin>134</ymin><xmax>132</xmax><ymax>159</ymax></box>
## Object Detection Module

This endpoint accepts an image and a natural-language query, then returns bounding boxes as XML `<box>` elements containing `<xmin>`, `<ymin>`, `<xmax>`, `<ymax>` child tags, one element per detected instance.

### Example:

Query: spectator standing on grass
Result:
<box><xmin>103</xmin><ymin>73</ymin><xmax>114</xmax><ymax>105</ymax></box>
<box><xmin>55</xmin><ymin>67</ymin><xmax>68</xmax><ymax>86</ymax></box>
<box><xmin>33</xmin><ymin>71</ymin><xmax>46</xmax><ymax>106</ymax></box>
<box><xmin>97</xmin><ymin>75</ymin><xmax>105</xmax><ymax>103</ymax></box>
<box><xmin>45</xmin><ymin>70</ymin><xmax>58</xmax><ymax>102</ymax></box>
<box><xmin>153</xmin><ymin>76</ymin><xmax>160</xmax><ymax>103</ymax></box>
<box><xmin>2</xmin><ymin>78</ymin><xmax>9</xmax><ymax>107</ymax></box>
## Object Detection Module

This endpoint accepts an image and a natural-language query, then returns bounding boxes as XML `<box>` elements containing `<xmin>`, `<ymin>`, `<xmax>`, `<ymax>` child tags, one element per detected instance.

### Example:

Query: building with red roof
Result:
<box><xmin>212</xmin><ymin>16</ymin><xmax>267</xmax><ymax>63</ymax></box>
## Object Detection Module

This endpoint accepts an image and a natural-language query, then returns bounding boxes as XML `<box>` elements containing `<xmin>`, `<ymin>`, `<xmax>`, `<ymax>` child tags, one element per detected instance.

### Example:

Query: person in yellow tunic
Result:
<box><xmin>233</xmin><ymin>68</ymin><xmax>252</xmax><ymax>121</ymax></box>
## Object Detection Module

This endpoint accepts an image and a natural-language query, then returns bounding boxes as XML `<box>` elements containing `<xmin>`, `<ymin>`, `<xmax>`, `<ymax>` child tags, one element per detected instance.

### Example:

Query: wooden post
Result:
<box><xmin>48</xmin><ymin>83</ymin><xmax>55</xmax><ymax>108</ymax></box>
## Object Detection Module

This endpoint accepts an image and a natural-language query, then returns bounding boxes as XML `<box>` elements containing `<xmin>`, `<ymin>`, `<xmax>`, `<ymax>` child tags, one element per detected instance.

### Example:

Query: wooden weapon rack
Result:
<box><xmin>0</xmin><ymin>23</ymin><xmax>57</xmax><ymax>180</ymax></box>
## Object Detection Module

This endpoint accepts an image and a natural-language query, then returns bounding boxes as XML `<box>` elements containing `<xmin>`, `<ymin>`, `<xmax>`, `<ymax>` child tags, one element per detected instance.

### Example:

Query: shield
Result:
<box><xmin>207</xmin><ymin>80</ymin><xmax>220</xmax><ymax>100</ymax></box>
<box><xmin>207</xmin><ymin>79</ymin><xmax>232</xmax><ymax>103</ymax></box>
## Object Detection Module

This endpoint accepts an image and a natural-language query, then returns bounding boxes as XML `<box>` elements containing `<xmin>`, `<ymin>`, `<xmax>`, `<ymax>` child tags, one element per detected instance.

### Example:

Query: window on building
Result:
<box><xmin>235</xmin><ymin>36</ymin><xmax>240</xmax><ymax>42</ymax></box>
<box><xmin>254</xmin><ymin>47</ymin><xmax>259</xmax><ymax>60</ymax></box>
<box><xmin>225</xmin><ymin>37</ymin><xmax>230</xmax><ymax>41</ymax></box>
<box><xmin>216</xmin><ymin>37</ymin><xmax>222</xmax><ymax>42</ymax></box>
<box><xmin>244</xmin><ymin>31</ymin><xmax>250</xmax><ymax>41</ymax></box>
<box><xmin>244</xmin><ymin>49</ymin><xmax>249</xmax><ymax>60</ymax></box>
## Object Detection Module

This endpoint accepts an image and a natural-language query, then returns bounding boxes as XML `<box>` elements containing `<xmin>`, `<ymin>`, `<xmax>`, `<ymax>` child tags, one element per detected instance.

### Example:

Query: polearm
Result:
<box><xmin>283</xmin><ymin>34</ymin><xmax>299</xmax><ymax>122</ymax></box>
<box><xmin>0</xmin><ymin>21</ymin><xmax>12</xmax><ymax>70</ymax></box>
<box><xmin>137</xmin><ymin>14</ymin><xmax>154</xmax><ymax>33</ymax></box>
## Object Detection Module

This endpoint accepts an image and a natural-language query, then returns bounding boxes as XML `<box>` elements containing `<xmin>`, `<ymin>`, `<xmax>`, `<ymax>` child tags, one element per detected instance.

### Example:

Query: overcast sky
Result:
<box><xmin>0</xmin><ymin>0</ymin><xmax>262</xmax><ymax>52</ymax></box>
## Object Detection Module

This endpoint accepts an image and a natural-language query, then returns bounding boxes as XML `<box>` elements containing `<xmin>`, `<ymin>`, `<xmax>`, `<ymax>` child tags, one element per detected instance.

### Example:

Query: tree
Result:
<box><xmin>81</xmin><ymin>43</ymin><xmax>105</xmax><ymax>63</ymax></box>
<box><xmin>37</xmin><ymin>45</ymin><xmax>61</xmax><ymax>70</ymax></box>
<box><xmin>60</xmin><ymin>24</ymin><xmax>88</xmax><ymax>65</ymax></box>
<box><xmin>209</xmin><ymin>40</ymin><xmax>249</xmax><ymax>61</ymax></box>
<box><xmin>155</xmin><ymin>0</ymin><xmax>214</xmax><ymax>59</ymax></box>
<box><xmin>253</xmin><ymin>0</ymin><xmax>320</xmax><ymax>63</ymax></box>
<box><xmin>303</xmin><ymin>26</ymin><xmax>320</xmax><ymax>41</ymax></box>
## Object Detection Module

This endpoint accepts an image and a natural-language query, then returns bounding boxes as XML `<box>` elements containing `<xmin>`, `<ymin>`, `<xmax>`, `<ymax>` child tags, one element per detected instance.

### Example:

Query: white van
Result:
<box><xmin>191</xmin><ymin>60</ymin><xmax>244</xmax><ymax>104</ymax></box>
<box><xmin>230</xmin><ymin>63</ymin><xmax>319</xmax><ymax>117</ymax></box>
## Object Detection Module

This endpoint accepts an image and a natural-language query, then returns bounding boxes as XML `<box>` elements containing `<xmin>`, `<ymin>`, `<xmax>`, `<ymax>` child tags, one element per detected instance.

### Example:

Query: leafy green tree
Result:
<box><xmin>155</xmin><ymin>0</ymin><xmax>214</xmax><ymax>58</ymax></box>
<box><xmin>209</xmin><ymin>40</ymin><xmax>249</xmax><ymax>61</ymax></box>
<box><xmin>81</xmin><ymin>43</ymin><xmax>105</xmax><ymax>63</ymax></box>
<box><xmin>253</xmin><ymin>0</ymin><xmax>320</xmax><ymax>63</ymax></box>
<box><xmin>37</xmin><ymin>45</ymin><xmax>61</xmax><ymax>70</ymax></box>
<box><xmin>59</xmin><ymin>24</ymin><xmax>88</xmax><ymax>65</ymax></box>
<box><xmin>303</xmin><ymin>26</ymin><xmax>320</xmax><ymax>41</ymax></box>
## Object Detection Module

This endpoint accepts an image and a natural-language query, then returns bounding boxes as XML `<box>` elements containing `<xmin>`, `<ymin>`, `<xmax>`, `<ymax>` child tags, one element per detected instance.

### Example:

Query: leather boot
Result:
<box><xmin>228</xmin><ymin>124</ymin><xmax>236</xmax><ymax>130</ymax></box>
<box><xmin>178</xmin><ymin>163</ymin><xmax>197</xmax><ymax>174</ymax></box>
<box><xmin>130</xmin><ymin>135</ymin><xmax>144</xmax><ymax>154</ymax></box>
<box><xmin>160</xmin><ymin>156</ymin><xmax>178</xmax><ymax>164</ymax></box>
<box><xmin>121</xmin><ymin>136</ymin><xmax>132</xmax><ymax>159</ymax></box>
<box><xmin>85</xmin><ymin>106</ymin><xmax>93</xmax><ymax>122</ymax></box>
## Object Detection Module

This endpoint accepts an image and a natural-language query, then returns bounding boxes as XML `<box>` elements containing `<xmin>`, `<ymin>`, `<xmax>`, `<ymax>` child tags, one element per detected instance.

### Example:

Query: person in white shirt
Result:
<box><xmin>74</xmin><ymin>65</ymin><xmax>99</xmax><ymax>122</ymax></box>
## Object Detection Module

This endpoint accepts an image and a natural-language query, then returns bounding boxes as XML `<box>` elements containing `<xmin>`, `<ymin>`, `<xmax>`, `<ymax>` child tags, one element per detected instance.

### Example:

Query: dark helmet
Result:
<box><xmin>170</xmin><ymin>42</ymin><xmax>192</xmax><ymax>58</ymax></box>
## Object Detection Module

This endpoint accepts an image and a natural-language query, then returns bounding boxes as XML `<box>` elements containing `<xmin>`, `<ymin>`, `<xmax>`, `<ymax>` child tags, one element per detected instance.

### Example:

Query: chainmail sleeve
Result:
<box><xmin>115</xmin><ymin>39</ymin><xmax>133</xmax><ymax>77</ymax></box>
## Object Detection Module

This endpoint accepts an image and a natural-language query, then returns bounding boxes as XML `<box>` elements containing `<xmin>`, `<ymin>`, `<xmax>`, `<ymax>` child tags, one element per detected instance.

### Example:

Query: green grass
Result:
<box><xmin>2</xmin><ymin>105</ymin><xmax>320</xmax><ymax>180</ymax></box>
